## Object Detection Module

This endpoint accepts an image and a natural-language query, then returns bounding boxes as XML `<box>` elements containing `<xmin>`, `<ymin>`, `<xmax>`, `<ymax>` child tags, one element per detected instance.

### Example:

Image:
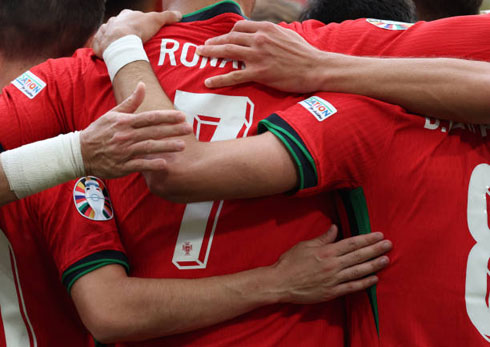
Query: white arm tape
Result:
<box><xmin>0</xmin><ymin>132</ymin><xmax>85</xmax><ymax>199</ymax></box>
<box><xmin>103</xmin><ymin>35</ymin><xmax>150</xmax><ymax>81</ymax></box>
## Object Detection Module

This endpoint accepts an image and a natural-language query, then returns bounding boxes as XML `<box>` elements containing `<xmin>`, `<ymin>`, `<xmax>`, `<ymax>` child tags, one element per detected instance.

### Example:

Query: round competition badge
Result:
<box><xmin>73</xmin><ymin>176</ymin><xmax>114</xmax><ymax>221</ymax></box>
<box><xmin>366</xmin><ymin>18</ymin><xmax>414</xmax><ymax>31</ymax></box>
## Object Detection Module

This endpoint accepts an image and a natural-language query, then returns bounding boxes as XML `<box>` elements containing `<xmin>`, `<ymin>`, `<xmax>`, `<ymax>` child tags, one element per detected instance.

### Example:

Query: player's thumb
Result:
<box><xmin>113</xmin><ymin>82</ymin><xmax>145</xmax><ymax>114</ymax></box>
<box><xmin>311</xmin><ymin>225</ymin><xmax>338</xmax><ymax>246</ymax></box>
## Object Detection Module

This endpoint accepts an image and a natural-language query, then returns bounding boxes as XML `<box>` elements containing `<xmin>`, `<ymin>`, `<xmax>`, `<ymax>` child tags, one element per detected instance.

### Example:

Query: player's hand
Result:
<box><xmin>80</xmin><ymin>83</ymin><xmax>192</xmax><ymax>179</ymax></box>
<box><xmin>197</xmin><ymin>20</ymin><xmax>326</xmax><ymax>93</ymax></box>
<box><xmin>271</xmin><ymin>225</ymin><xmax>391</xmax><ymax>304</ymax></box>
<box><xmin>92</xmin><ymin>10</ymin><xmax>182</xmax><ymax>58</ymax></box>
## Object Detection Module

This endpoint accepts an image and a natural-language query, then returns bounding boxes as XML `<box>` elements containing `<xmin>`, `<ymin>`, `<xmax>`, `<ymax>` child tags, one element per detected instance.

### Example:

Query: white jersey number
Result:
<box><xmin>172</xmin><ymin>91</ymin><xmax>254</xmax><ymax>270</ymax></box>
<box><xmin>0</xmin><ymin>231</ymin><xmax>37</xmax><ymax>346</ymax></box>
<box><xmin>466</xmin><ymin>163</ymin><xmax>490</xmax><ymax>342</ymax></box>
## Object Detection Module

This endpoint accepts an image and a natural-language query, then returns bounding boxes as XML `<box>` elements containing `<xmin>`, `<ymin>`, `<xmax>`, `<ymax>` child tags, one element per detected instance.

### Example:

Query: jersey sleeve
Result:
<box><xmin>283</xmin><ymin>14</ymin><xmax>490</xmax><ymax>62</ymax></box>
<box><xmin>258</xmin><ymin>93</ymin><xmax>397</xmax><ymax>195</ymax></box>
<box><xmin>0</xmin><ymin>49</ymin><xmax>110</xmax><ymax>151</ymax></box>
<box><xmin>27</xmin><ymin>177</ymin><xmax>128</xmax><ymax>293</ymax></box>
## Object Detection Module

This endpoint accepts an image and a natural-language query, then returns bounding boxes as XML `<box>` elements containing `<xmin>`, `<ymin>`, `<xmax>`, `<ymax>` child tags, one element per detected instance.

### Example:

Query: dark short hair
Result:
<box><xmin>413</xmin><ymin>0</ymin><xmax>483</xmax><ymax>20</ymax></box>
<box><xmin>0</xmin><ymin>0</ymin><xmax>105</xmax><ymax>60</ymax></box>
<box><xmin>104</xmin><ymin>0</ymin><xmax>158</xmax><ymax>22</ymax></box>
<box><xmin>301</xmin><ymin>0</ymin><xmax>416</xmax><ymax>24</ymax></box>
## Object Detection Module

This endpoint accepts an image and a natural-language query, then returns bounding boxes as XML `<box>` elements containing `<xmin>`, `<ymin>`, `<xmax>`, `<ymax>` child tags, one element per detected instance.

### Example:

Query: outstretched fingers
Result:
<box><xmin>121</xmin><ymin>157</ymin><xmax>168</xmax><ymax>173</ymax></box>
<box><xmin>205</xmin><ymin>70</ymin><xmax>251</xmax><ymax>88</ymax></box>
<box><xmin>128</xmin><ymin>110</ymin><xmax>189</xmax><ymax>128</ymax></box>
<box><xmin>333</xmin><ymin>232</ymin><xmax>386</xmax><ymax>256</ymax></box>
<box><xmin>331</xmin><ymin>276</ymin><xmax>379</xmax><ymax>298</ymax></box>
<box><xmin>128</xmin><ymin>138</ymin><xmax>186</xmax><ymax>157</ymax></box>
<box><xmin>337</xmin><ymin>256</ymin><xmax>390</xmax><ymax>283</ymax></box>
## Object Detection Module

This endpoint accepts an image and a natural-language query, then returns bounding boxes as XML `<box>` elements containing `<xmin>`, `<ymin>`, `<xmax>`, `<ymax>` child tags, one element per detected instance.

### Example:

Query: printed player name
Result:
<box><xmin>158</xmin><ymin>38</ymin><xmax>244</xmax><ymax>70</ymax></box>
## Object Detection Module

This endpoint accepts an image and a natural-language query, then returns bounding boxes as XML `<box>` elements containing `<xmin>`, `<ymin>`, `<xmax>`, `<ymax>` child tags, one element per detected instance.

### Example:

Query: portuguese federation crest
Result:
<box><xmin>366</xmin><ymin>18</ymin><xmax>414</xmax><ymax>31</ymax></box>
<box><xmin>73</xmin><ymin>176</ymin><xmax>113</xmax><ymax>221</ymax></box>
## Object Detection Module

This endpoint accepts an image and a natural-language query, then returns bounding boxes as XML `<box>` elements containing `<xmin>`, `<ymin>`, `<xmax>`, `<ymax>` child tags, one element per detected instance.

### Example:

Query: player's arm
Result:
<box><xmin>94</xmin><ymin>11</ymin><xmax>299</xmax><ymax>202</ymax></box>
<box><xmin>71</xmin><ymin>225</ymin><xmax>391</xmax><ymax>343</ymax></box>
<box><xmin>0</xmin><ymin>84</ymin><xmax>191</xmax><ymax>205</ymax></box>
<box><xmin>198</xmin><ymin>20</ymin><xmax>490</xmax><ymax>124</ymax></box>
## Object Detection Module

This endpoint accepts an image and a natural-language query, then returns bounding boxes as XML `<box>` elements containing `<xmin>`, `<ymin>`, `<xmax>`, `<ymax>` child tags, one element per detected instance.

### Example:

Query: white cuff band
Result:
<box><xmin>1</xmin><ymin>132</ymin><xmax>85</xmax><ymax>199</ymax></box>
<box><xmin>103</xmin><ymin>35</ymin><xmax>150</xmax><ymax>81</ymax></box>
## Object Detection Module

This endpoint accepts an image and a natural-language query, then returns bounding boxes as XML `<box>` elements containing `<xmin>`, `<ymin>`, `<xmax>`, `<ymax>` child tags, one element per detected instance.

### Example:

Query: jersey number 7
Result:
<box><xmin>171</xmin><ymin>91</ymin><xmax>254</xmax><ymax>270</ymax></box>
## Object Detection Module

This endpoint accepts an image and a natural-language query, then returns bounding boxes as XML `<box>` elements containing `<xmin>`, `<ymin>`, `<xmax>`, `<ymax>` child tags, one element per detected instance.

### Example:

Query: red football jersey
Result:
<box><xmin>285</xmin><ymin>14</ymin><xmax>490</xmax><ymax>61</ymax></box>
<box><xmin>0</xmin><ymin>3</ymin><xmax>343</xmax><ymax>346</ymax></box>
<box><xmin>0</xmin><ymin>178</ymin><xmax>127</xmax><ymax>347</ymax></box>
<box><xmin>260</xmin><ymin>92</ymin><xmax>490</xmax><ymax>346</ymax></box>
<box><xmin>0</xmin><ymin>2</ymin><xmax>490</xmax><ymax>346</ymax></box>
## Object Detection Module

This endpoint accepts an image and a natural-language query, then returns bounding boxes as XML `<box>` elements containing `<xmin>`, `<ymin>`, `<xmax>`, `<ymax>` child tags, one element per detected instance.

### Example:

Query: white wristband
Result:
<box><xmin>0</xmin><ymin>132</ymin><xmax>85</xmax><ymax>199</ymax></box>
<box><xmin>103</xmin><ymin>35</ymin><xmax>150</xmax><ymax>81</ymax></box>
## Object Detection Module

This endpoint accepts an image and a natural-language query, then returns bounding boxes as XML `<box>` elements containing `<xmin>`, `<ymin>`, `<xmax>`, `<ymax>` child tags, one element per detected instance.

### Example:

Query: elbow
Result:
<box><xmin>84</xmin><ymin>312</ymin><xmax>128</xmax><ymax>344</ymax></box>
<box><xmin>144</xmin><ymin>171</ymin><xmax>193</xmax><ymax>203</ymax></box>
<box><xmin>71</xmin><ymin>267</ymin><xmax>141</xmax><ymax>343</ymax></box>
<box><xmin>78</xmin><ymin>300</ymin><xmax>134</xmax><ymax>343</ymax></box>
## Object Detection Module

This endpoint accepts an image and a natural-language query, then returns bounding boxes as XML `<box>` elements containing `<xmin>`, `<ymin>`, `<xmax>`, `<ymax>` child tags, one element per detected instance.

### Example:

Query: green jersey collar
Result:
<box><xmin>181</xmin><ymin>1</ymin><xmax>245</xmax><ymax>22</ymax></box>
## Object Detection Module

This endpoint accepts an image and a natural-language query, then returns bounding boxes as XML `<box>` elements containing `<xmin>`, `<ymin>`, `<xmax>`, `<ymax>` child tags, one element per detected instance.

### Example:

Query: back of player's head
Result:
<box><xmin>412</xmin><ymin>0</ymin><xmax>483</xmax><ymax>20</ymax></box>
<box><xmin>104</xmin><ymin>0</ymin><xmax>161</xmax><ymax>21</ymax></box>
<box><xmin>301</xmin><ymin>0</ymin><xmax>416</xmax><ymax>24</ymax></box>
<box><xmin>0</xmin><ymin>0</ymin><xmax>105</xmax><ymax>61</ymax></box>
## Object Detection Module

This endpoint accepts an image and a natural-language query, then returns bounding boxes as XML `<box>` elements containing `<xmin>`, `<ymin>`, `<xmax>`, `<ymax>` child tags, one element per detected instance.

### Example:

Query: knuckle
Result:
<box><xmin>349</xmin><ymin>268</ymin><xmax>361</xmax><ymax>279</ymax></box>
<box><xmin>347</xmin><ymin>238</ymin><xmax>361</xmax><ymax>249</ymax></box>
<box><xmin>223</xmin><ymin>44</ymin><xmax>235</xmax><ymax>54</ymax></box>
<box><xmin>143</xmin><ymin>140</ymin><xmax>155</xmax><ymax>154</ymax></box>
<box><xmin>254</xmin><ymin>33</ymin><xmax>268</xmax><ymax>46</ymax></box>
<box><xmin>262</xmin><ymin>21</ymin><xmax>275</xmax><ymax>32</ymax></box>
<box><xmin>352</xmin><ymin>250</ymin><xmax>364</xmax><ymax>263</ymax></box>
<box><xmin>112</xmin><ymin>130</ymin><xmax>133</xmax><ymax>144</ymax></box>
<box><xmin>344</xmin><ymin>282</ymin><xmax>356</xmax><ymax>292</ymax></box>
<box><xmin>115</xmin><ymin>114</ymin><xmax>132</xmax><ymax>127</ymax></box>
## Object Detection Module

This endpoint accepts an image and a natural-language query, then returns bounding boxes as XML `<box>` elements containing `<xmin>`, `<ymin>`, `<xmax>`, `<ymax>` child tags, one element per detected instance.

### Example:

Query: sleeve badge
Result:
<box><xmin>73</xmin><ymin>176</ymin><xmax>114</xmax><ymax>221</ymax></box>
<box><xmin>366</xmin><ymin>18</ymin><xmax>414</xmax><ymax>31</ymax></box>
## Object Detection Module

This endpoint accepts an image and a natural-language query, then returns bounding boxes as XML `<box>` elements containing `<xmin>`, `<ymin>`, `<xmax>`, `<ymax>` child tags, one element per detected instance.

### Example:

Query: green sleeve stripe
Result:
<box><xmin>62</xmin><ymin>258</ymin><xmax>129</xmax><ymax>282</ymax></box>
<box><xmin>66</xmin><ymin>260</ymin><xmax>130</xmax><ymax>293</ymax></box>
<box><xmin>259</xmin><ymin>119</ymin><xmax>318</xmax><ymax>190</ymax></box>
<box><xmin>266</xmin><ymin>127</ymin><xmax>305</xmax><ymax>190</ymax></box>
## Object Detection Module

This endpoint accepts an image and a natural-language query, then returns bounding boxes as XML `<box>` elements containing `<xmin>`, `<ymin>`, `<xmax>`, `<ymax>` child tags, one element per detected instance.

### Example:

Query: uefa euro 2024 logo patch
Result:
<box><xmin>366</xmin><ymin>18</ymin><xmax>414</xmax><ymax>30</ymax></box>
<box><xmin>11</xmin><ymin>70</ymin><xmax>46</xmax><ymax>99</ymax></box>
<box><xmin>73</xmin><ymin>177</ymin><xmax>114</xmax><ymax>221</ymax></box>
<box><xmin>299</xmin><ymin>96</ymin><xmax>337</xmax><ymax>122</ymax></box>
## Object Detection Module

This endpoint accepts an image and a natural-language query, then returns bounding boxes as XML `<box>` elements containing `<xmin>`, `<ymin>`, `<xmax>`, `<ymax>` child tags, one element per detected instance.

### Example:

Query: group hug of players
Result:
<box><xmin>0</xmin><ymin>0</ymin><xmax>489</xmax><ymax>346</ymax></box>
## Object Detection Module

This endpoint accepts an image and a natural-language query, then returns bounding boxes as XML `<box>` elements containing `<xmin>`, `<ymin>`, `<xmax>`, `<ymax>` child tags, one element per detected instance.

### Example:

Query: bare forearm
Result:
<box><xmin>73</xmin><ymin>265</ymin><xmax>279</xmax><ymax>343</ymax></box>
<box><xmin>113</xmin><ymin>61</ymin><xmax>174</xmax><ymax>111</ymax></box>
<box><xmin>72</xmin><ymin>227</ymin><xmax>392</xmax><ymax>343</ymax></box>
<box><xmin>147</xmin><ymin>132</ymin><xmax>297</xmax><ymax>202</ymax></box>
<box><xmin>201</xmin><ymin>21</ymin><xmax>490</xmax><ymax>124</ymax></box>
<box><xmin>315</xmin><ymin>53</ymin><xmax>490</xmax><ymax>124</ymax></box>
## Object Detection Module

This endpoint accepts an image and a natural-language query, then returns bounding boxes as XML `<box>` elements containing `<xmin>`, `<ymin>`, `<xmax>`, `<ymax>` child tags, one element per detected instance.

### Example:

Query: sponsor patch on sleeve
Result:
<box><xmin>11</xmin><ymin>71</ymin><xmax>46</xmax><ymax>99</ymax></box>
<box><xmin>366</xmin><ymin>18</ymin><xmax>414</xmax><ymax>30</ymax></box>
<box><xmin>73</xmin><ymin>176</ymin><xmax>114</xmax><ymax>221</ymax></box>
<box><xmin>299</xmin><ymin>96</ymin><xmax>337</xmax><ymax>122</ymax></box>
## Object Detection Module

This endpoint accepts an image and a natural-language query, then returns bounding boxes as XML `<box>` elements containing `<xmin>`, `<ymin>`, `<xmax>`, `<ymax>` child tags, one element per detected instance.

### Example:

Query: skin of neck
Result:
<box><xmin>164</xmin><ymin>0</ymin><xmax>254</xmax><ymax>17</ymax></box>
<box><xmin>0</xmin><ymin>56</ymin><xmax>47</xmax><ymax>89</ymax></box>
